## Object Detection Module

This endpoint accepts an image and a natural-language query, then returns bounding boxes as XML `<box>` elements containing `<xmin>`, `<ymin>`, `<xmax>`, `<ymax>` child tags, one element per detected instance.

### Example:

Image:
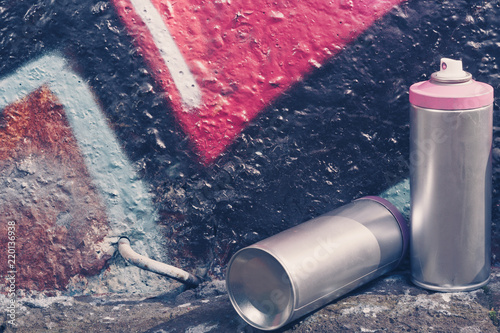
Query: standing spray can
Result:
<box><xmin>410</xmin><ymin>58</ymin><xmax>494</xmax><ymax>292</ymax></box>
<box><xmin>226</xmin><ymin>196</ymin><xmax>408</xmax><ymax>330</ymax></box>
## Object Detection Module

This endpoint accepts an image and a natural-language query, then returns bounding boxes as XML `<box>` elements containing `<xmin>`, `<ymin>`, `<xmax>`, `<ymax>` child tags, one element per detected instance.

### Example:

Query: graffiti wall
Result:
<box><xmin>1</xmin><ymin>0</ymin><xmax>499</xmax><ymax>295</ymax></box>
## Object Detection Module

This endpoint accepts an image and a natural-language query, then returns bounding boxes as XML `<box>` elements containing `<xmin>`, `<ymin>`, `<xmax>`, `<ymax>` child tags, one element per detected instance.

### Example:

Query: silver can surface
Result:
<box><xmin>409</xmin><ymin>58</ymin><xmax>494</xmax><ymax>292</ymax></box>
<box><xmin>226</xmin><ymin>196</ymin><xmax>408</xmax><ymax>331</ymax></box>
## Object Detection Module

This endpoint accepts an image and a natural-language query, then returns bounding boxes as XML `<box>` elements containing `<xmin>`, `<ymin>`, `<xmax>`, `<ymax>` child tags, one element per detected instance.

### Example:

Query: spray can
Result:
<box><xmin>226</xmin><ymin>196</ymin><xmax>408</xmax><ymax>330</ymax></box>
<box><xmin>409</xmin><ymin>58</ymin><xmax>494</xmax><ymax>292</ymax></box>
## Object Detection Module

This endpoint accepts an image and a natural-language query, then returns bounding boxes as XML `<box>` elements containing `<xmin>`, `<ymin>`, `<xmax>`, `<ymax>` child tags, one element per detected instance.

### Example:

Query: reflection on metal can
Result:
<box><xmin>409</xmin><ymin>58</ymin><xmax>494</xmax><ymax>292</ymax></box>
<box><xmin>226</xmin><ymin>196</ymin><xmax>408</xmax><ymax>330</ymax></box>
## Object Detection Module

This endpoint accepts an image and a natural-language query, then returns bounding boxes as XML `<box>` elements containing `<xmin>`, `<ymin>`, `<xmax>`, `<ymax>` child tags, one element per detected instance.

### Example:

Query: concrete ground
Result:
<box><xmin>2</xmin><ymin>266</ymin><xmax>500</xmax><ymax>333</ymax></box>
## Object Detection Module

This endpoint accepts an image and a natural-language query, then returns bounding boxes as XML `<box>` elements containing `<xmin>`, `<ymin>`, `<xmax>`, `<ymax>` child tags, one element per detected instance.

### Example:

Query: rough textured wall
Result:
<box><xmin>0</xmin><ymin>0</ymin><xmax>499</xmax><ymax>294</ymax></box>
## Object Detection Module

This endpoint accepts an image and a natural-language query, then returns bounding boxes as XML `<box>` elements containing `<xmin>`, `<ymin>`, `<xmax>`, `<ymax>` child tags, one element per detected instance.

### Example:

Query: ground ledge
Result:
<box><xmin>1</xmin><ymin>266</ymin><xmax>500</xmax><ymax>332</ymax></box>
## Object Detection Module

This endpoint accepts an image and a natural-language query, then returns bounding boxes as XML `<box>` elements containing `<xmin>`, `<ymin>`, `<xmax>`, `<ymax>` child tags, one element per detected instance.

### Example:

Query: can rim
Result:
<box><xmin>226</xmin><ymin>246</ymin><xmax>296</xmax><ymax>330</ymax></box>
<box><xmin>356</xmin><ymin>196</ymin><xmax>409</xmax><ymax>266</ymax></box>
<box><xmin>409</xmin><ymin>79</ymin><xmax>494</xmax><ymax>110</ymax></box>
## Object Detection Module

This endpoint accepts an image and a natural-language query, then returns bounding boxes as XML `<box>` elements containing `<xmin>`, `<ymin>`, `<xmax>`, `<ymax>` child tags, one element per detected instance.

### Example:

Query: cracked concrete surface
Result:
<box><xmin>2</xmin><ymin>267</ymin><xmax>499</xmax><ymax>332</ymax></box>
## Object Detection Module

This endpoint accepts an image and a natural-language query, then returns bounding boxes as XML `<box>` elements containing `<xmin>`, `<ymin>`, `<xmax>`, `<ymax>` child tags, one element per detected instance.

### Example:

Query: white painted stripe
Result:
<box><xmin>0</xmin><ymin>53</ymin><xmax>159</xmax><ymax>242</ymax></box>
<box><xmin>129</xmin><ymin>0</ymin><xmax>202</xmax><ymax>109</ymax></box>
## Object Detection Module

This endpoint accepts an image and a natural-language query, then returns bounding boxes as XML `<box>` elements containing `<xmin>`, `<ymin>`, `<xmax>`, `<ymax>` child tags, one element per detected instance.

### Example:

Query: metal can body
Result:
<box><xmin>409</xmin><ymin>58</ymin><xmax>494</xmax><ymax>292</ymax></box>
<box><xmin>226</xmin><ymin>197</ymin><xmax>408</xmax><ymax>331</ymax></box>
<box><xmin>410</xmin><ymin>104</ymin><xmax>492</xmax><ymax>291</ymax></box>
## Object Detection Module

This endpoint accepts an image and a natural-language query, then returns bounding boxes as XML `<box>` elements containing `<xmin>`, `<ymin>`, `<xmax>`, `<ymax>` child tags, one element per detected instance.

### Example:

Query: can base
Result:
<box><xmin>411</xmin><ymin>277</ymin><xmax>490</xmax><ymax>292</ymax></box>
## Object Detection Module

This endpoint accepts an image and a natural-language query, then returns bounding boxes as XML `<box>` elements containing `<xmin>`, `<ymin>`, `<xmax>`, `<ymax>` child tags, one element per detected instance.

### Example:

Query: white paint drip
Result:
<box><xmin>340</xmin><ymin>303</ymin><xmax>389</xmax><ymax>317</ymax></box>
<box><xmin>441</xmin><ymin>293</ymin><xmax>451</xmax><ymax>303</ymax></box>
<box><xmin>185</xmin><ymin>323</ymin><xmax>219</xmax><ymax>333</ymax></box>
<box><xmin>0</xmin><ymin>52</ymin><xmax>160</xmax><ymax>244</ymax></box>
<box><xmin>129</xmin><ymin>0</ymin><xmax>202</xmax><ymax>109</ymax></box>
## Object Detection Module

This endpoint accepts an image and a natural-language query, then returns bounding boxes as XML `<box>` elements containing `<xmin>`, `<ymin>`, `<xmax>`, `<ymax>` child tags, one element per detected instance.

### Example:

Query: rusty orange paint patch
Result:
<box><xmin>0</xmin><ymin>87</ymin><xmax>110</xmax><ymax>291</ymax></box>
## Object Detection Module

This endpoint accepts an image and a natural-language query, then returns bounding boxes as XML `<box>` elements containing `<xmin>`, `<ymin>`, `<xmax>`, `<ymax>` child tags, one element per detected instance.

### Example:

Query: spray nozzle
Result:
<box><xmin>431</xmin><ymin>58</ymin><xmax>472</xmax><ymax>83</ymax></box>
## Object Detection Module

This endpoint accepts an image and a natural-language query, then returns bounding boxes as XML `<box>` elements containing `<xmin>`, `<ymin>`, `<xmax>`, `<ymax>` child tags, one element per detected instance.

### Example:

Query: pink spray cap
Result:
<box><xmin>409</xmin><ymin>58</ymin><xmax>493</xmax><ymax>110</ymax></box>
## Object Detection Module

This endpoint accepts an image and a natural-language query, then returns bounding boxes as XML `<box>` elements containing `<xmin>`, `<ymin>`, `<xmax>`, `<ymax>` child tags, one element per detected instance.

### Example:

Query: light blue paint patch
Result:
<box><xmin>0</xmin><ymin>53</ymin><xmax>159</xmax><ymax>239</ymax></box>
<box><xmin>378</xmin><ymin>178</ymin><xmax>410</xmax><ymax>220</ymax></box>
<box><xmin>0</xmin><ymin>55</ymin><xmax>64</xmax><ymax>108</ymax></box>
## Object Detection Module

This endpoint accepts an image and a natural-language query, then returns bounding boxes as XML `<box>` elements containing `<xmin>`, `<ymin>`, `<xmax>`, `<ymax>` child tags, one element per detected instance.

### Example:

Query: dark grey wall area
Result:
<box><xmin>148</xmin><ymin>0</ymin><xmax>500</xmax><ymax>273</ymax></box>
<box><xmin>1</xmin><ymin>0</ymin><xmax>499</xmax><ymax>284</ymax></box>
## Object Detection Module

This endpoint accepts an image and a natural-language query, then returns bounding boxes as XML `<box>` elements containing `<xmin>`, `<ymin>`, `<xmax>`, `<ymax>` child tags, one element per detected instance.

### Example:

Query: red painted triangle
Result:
<box><xmin>111</xmin><ymin>0</ymin><xmax>403</xmax><ymax>163</ymax></box>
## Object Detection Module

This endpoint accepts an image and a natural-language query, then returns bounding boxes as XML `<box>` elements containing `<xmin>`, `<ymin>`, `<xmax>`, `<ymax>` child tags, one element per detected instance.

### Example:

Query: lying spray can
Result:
<box><xmin>409</xmin><ymin>58</ymin><xmax>494</xmax><ymax>292</ymax></box>
<box><xmin>226</xmin><ymin>196</ymin><xmax>408</xmax><ymax>330</ymax></box>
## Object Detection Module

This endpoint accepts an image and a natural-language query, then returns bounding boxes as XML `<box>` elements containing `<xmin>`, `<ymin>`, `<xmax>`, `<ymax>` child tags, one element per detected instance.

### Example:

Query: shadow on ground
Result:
<box><xmin>2</xmin><ymin>266</ymin><xmax>500</xmax><ymax>332</ymax></box>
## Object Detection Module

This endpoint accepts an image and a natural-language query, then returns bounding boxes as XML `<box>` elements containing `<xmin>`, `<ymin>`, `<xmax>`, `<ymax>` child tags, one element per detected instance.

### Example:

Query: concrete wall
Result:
<box><xmin>0</xmin><ymin>0</ymin><xmax>499</xmax><ymax>295</ymax></box>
